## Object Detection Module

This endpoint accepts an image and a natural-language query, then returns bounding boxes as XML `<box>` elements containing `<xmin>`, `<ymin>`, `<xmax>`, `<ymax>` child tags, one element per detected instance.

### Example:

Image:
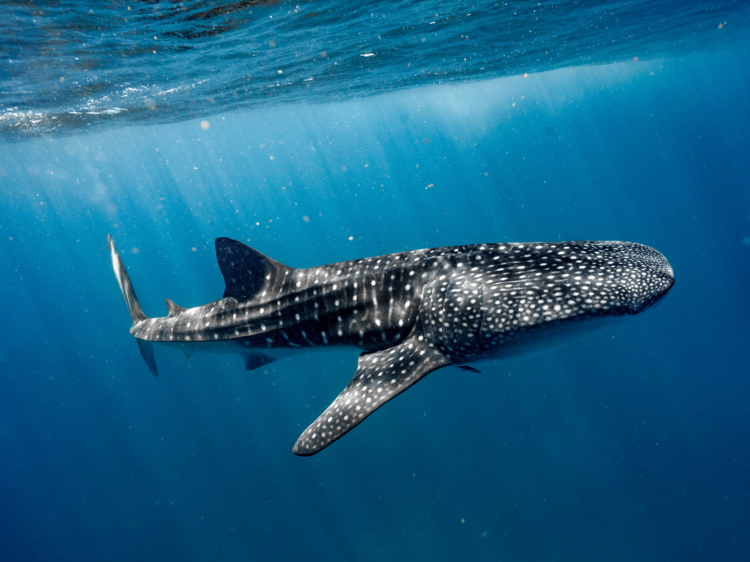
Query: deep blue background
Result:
<box><xmin>1</xmin><ymin>50</ymin><xmax>749</xmax><ymax>560</ymax></box>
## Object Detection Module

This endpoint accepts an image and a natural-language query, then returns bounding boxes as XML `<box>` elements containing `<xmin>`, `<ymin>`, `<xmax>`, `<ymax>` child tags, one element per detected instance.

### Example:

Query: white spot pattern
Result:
<box><xmin>120</xmin><ymin>238</ymin><xmax>673</xmax><ymax>456</ymax></box>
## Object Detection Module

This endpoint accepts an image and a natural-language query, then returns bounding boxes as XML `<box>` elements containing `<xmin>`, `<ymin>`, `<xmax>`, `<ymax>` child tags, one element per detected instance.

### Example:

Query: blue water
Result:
<box><xmin>1</xmin><ymin>1</ymin><xmax>750</xmax><ymax>561</ymax></box>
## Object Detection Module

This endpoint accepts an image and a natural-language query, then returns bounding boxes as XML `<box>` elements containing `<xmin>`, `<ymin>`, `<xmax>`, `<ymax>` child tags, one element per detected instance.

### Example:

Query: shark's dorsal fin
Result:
<box><xmin>165</xmin><ymin>298</ymin><xmax>187</xmax><ymax>317</ymax></box>
<box><xmin>215</xmin><ymin>238</ymin><xmax>295</xmax><ymax>302</ymax></box>
<box><xmin>293</xmin><ymin>319</ymin><xmax>453</xmax><ymax>456</ymax></box>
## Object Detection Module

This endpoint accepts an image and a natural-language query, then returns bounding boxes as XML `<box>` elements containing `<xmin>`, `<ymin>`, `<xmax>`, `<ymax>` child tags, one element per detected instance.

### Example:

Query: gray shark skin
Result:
<box><xmin>108</xmin><ymin>235</ymin><xmax>674</xmax><ymax>456</ymax></box>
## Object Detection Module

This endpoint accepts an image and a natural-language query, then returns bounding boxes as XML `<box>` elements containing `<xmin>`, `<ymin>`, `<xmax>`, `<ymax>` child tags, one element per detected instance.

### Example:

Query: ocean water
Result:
<box><xmin>1</xmin><ymin>1</ymin><xmax>749</xmax><ymax>561</ymax></box>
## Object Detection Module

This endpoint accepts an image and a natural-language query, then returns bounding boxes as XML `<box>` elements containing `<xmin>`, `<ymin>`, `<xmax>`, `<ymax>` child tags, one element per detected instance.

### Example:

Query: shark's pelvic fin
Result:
<box><xmin>137</xmin><ymin>339</ymin><xmax>158</xmax><ymax>377</ymax></box>
<box><xmin>293</xmin><ymin>319</ymin><xmax>453</xmax><ymax>456</ymax></box>
<box><xmin>240</xmin><ymin>352</ymin><xmax>276</xmax><ymax>371</ymax></box>
<box><xmin>215</xmin><ymin>238</ymin><xmax>295</xmax><ymax>302</ymax></box>
<box><xmin>165</xmin><ymin>298</ymin><xmax>187</xmax><ymax>317</ymax></box>
<box><xmin>108</xmin><ymin>234</ymin><xmax>148</xmax><ymax>325</ymax></box>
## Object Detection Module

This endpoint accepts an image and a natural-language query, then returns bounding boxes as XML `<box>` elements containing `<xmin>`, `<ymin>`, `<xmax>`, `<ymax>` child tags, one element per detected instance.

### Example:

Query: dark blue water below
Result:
<box><xmin>1</xmin><ymin>4</ymin><xmax>750</xmax><ymax>561</ymax></box>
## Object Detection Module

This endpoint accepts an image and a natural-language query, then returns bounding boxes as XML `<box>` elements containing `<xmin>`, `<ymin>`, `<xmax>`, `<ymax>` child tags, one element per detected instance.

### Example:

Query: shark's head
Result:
<box><xmin>596</xmin><ymin>241</ymin><xmax>674</xmax><ymax>316</ymax></box>
<box><xmin>510</xmin><ymin>241</ymin><xmax>672</xmax><ymax>356</ymax></box>
<box><xmin>500</xmin><ymin>241</ymin><xmax>675</xmax><ymax>352</ymax></box>
<box><xmin>426</xmin><ymin>241</ymin><xmax>676</xmax><ymax>363</ymax></box>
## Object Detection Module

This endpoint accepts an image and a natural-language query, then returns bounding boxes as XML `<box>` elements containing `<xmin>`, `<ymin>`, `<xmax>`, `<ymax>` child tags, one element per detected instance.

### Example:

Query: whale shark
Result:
<box><xmin>108</xmin><ymin>235</ymin><xmax>674</xmax><ymax>455</ymax></box>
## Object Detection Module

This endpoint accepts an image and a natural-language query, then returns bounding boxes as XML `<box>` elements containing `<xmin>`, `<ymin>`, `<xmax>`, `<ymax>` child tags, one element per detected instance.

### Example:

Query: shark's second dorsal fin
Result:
<box><xmin>165</xmin><ymin>298</ymin><xmax>187</xmax><ymax>317</ymax></box>
<box><xmin>215</xmin><ymin>238</ymin><xmax>295</xmax><ymax>302</ymax></box>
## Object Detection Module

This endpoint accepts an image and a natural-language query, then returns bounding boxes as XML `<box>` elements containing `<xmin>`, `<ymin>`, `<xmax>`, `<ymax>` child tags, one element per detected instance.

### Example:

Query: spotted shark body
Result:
<box><xmin>108</xmin><ymin>235</ymin><xmax>674</xmax><ymax>456</ymax></box>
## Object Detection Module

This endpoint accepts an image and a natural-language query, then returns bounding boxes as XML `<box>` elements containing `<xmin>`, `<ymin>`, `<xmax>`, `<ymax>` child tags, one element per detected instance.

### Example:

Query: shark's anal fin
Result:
<box><xmin>137</xmin><ymin>339</ymin><xmax>158</xmax><ymax>377</ymax></box>
<box><xmin>293</xmin><ymin>320</ymin><xmax>452</xmax><ymax>456</ymax></box>
<box><xmin>240</xmin><ymin>352</ymin><xmax>276</xmax><ymax>371</ymax></box>
<box><xmin>166</xmin><ymin>298</ymin><xmax>187</xmax><ymax>317</ymax></box>
<box><xmin>457</xmin><ymin>365</ymin><xmax>482</xmax><ymax>373</ymax></box>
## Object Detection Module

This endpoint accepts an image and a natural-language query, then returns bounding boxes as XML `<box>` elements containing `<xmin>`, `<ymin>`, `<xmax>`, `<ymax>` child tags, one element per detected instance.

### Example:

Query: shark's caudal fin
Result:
<box><xmin>108</xmin><ymin>235</ymin><xmax>148</xmax><ymax>325</ymax></box>
<box><xmin>293</xmin><ymin>319</ymin><xmax>453</xmax><ymax>456</ymax></box>
<box><xmin>137</xmin><ymin>339</ymin><xmax>158</xmax><ymax>377</ymax></box>
<box><xmin>215</xmin><ymin>237</ymin><xmax>295</xmax><ymax>302</ymax></box>
<box><xmin>108</xmin><ymin>235</ymin><xmax>157</xmax><ymax>377</ymax></box>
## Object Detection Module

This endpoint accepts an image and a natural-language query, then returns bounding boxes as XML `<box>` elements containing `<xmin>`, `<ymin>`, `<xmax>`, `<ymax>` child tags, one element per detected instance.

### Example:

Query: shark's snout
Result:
<box><xmin>626</xmin><ymin>245</ymin><xmax>675</xmax><ymax>315</ymax></box>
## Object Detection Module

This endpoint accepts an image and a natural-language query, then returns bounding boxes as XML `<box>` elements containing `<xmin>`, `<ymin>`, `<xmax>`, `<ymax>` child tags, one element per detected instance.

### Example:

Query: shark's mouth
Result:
<box><xmin>635</xmin><ymin>276</ymin><xmax>675</xmax><ymax>314</ymax></box>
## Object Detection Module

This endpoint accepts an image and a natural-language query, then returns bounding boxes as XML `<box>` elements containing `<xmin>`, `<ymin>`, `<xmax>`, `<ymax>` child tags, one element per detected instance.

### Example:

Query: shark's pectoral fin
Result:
<box><xmin>137</xmin><ymin>339</ymin><xmax>158</xmax><ymax>377</ymax></box>
<box><xmin>240</xmin><ymin>352</ymin><xmax>276</xmax><ymax>371</ymax></box>
<box><xmin>293</xmin><ymin>320</ymin><xmax>452</xmax><ymax>456</ymax></box>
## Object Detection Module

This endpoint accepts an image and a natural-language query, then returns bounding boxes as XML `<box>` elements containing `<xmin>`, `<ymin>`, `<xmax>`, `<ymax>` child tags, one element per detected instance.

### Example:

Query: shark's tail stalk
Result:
<box><xmin>108</xmin><ymin>235</ymin><xmax>158</xmax><ymax>376</ymax></box>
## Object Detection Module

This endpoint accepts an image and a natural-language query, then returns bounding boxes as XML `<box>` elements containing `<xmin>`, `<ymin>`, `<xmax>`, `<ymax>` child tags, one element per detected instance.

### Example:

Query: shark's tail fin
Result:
<box><xmin>108</xmin><ymin>235</ymin><xmax>158</xmax><ymax>377</ymax></box>
<box><xmin>108</xmin><ymin>234</ymin><xmax>148</xmax><ymax>325</ymax></box>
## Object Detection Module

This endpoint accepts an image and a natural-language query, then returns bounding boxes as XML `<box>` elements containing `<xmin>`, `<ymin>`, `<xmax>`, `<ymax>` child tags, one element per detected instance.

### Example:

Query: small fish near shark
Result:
<box><xmin>108</xmin><ymin>235</ymin><xmax>674</xmax><ymax>456</ymax></box>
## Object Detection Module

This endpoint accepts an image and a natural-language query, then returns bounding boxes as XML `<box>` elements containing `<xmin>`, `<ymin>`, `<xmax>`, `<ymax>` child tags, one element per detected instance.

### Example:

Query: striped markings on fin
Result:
<box><xmin>292</xmin><ymin>319</ymin><xmax>452</xmax><ymax>456</ymax></box>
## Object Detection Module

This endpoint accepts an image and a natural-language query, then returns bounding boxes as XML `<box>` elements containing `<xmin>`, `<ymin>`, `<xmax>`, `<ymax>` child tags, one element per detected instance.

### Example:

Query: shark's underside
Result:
<box><xmin>108</xmin><ymin>235</ymin><xmax>674</xmax><ymax>456</ymax></box>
